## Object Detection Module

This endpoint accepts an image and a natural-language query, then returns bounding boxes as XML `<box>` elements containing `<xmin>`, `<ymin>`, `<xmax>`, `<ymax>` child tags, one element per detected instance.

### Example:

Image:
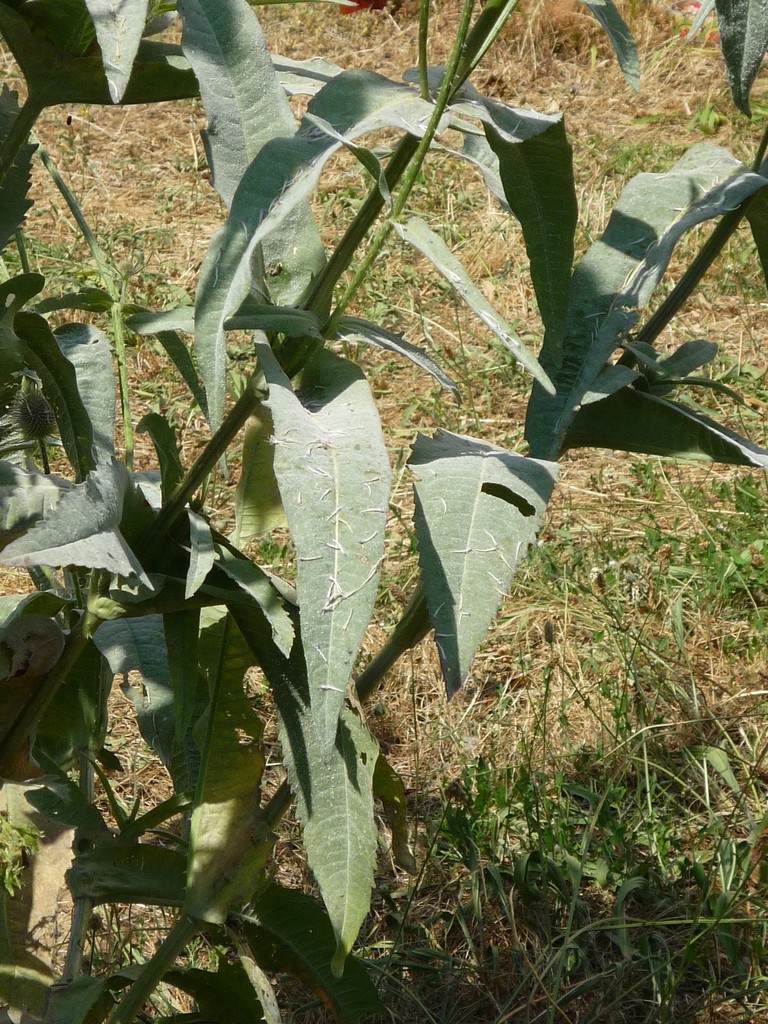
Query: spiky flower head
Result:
<box><xmin>11</xmin><ymin>388</ymin><xmax>56</xmax><ymax>442</ymax></box>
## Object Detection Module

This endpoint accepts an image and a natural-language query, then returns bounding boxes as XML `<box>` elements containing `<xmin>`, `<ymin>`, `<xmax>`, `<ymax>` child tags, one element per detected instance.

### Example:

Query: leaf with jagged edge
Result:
<box><xmin>0</xmin><ymin>86</ymin><xmax>36</xmax><ymax>257</ymax></box>
<box><xmin>394</xmin><ymin>217</ymin><xmax>554</xmax><ymax>395</ymax></box>
<box><xmin>228</xmin><ymin>601</ymin><xmax>379</xmax><ymax>978</ymax></box>
<box><xmin>526</xmin><ymin>143</ymin><xmax>768</xmax><ymax>460</ymax></box>
<box><xmin>83</xmin><ymin>0</ymin><xmax>149</xmax><ymax>103</ymax></box>
<box><xmin>240</xmin><ymin>884</ymin><xmax>385</xmax><ymax>1021</ymax></box>
<box><xmin>256</xmin><ymin>339</ymin><xmax>390</xmax><ymax>751</ymax></box>
<box><xmin>715</xmin><ymin>0</ymin><xmax>768</xmax><ymax>115</ymax></box>
<box><xmin>0</xmin><ymin>459</ymin><xmax>149</xmax><ymax>583</ymax></box>
<box><xmin>185</xmin><ymin>611</ymin><xmax>269</xmax><ymax>924</ymax></box>
<box><xmin>409</xmin><ymin>430</ymin><xmax>558</xmax><ymax>696</ymax></box>
<box><xmin>194</xmin><ymin>68</ymin><xmax>446</xmax><ymax>427</ymax></box>
<box><xmin>564</xmin><ymin>386</ymin><xmax>768</xmax><ymax>466</ymax></box>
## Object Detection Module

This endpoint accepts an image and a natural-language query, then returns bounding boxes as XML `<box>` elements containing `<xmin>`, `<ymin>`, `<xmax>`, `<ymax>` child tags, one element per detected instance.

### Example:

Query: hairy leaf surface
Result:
<box><xmin>55</xmin><ymin>323</ymin><xmax>115</xmax><ymax>463</ymax></box>
<box><xmin>409</xmin><ymin>430</ymin><xmax>558</xmax><ymax>695</ymax></box>
<box><xmin>715</xmin><ymin>0</ymin><xmax>768</xmax><ymax>114</ymax></box>
<box><xmin>257</xmin><ymin>340</ymin><xmax>390</xmax><ymax>750</ymax></box>
<box><xmin>84</xmin><ymin>0</ymin><xmax>149</xmax><ymax>103</ymax></box>
<box><xmin>234</xmin><ymin>408</ymin><xmax>287</xmax><ymax>545</ymax></box>
<box><xmin>335</xmin><ymin>316</ymin><xmax>458</xmax><ymax>394</ymax></box>
<box><xmin>579</xmin><ymin>0</ymin><xmax>640</xmax><ymax>90</ymax></box>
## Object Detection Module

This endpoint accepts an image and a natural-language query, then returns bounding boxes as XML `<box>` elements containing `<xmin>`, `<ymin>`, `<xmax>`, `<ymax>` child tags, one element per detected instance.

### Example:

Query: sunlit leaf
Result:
<box><xmin>578</xmin><ymin>0</ymin><xmax>640</xmax><ymax>90</ymax></box>
<box><xmin>83</xmin><ymin>0</ymin><xmax>149</xmax><ymax>103</ymax></box>
<box><xmin>234</xmin><ymin>407</ymin><xmax>287</xmax><ymax>545</ymax></box>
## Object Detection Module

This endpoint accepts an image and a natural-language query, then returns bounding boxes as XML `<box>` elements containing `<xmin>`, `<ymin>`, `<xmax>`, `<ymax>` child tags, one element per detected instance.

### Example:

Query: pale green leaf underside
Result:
<box><xmin>234</xmin><ymin>408</ymin><xmax>287</xmax><ymax>545</ymax></box>
<box><xmin>195</xmin><ymin>69</ymin><xmax>446</xmax><ymax>427</ymax></box>
<box><xmin>256</xmin><ymin>339</ymin><xmax>390</xmax><ymax>750</ymax></box>
<box><xmin>84</xmin><ymin>0</ymin><xmax>149</xmax><ymax>103</ymax></box>
<box><xmin>409</xmin><ymin>430</ymin><xmax>558</xmax><ymax>695</ymax></box>
<box><xmin>394</xmin><ymin>217</ymin><xmax>554</xmax><ymax>394</ymax></box>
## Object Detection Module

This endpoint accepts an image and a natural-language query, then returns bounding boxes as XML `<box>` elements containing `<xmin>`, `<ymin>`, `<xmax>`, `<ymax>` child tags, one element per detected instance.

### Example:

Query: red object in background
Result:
<box><xmin>340</xmin><ymin>0</ymin><xmax>386</xmax><ymax>13</ymax></box>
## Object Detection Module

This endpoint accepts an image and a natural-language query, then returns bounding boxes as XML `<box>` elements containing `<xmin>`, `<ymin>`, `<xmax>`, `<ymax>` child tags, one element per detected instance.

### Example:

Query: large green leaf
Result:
<box><xmin>394</xmin><ymin>217</ymin><xmax>554</xmax><ymax>394</ymax></box>
<box><xmin>408</xmin><ymin>430</ymin><xmax>558</xmax><ymax>695</ymax></box>
<box><xmin>0</xmin><ymin>462</ymin><xmax>68</xmax><ymax>546</ymax></box>
<box><xmin>715</xmin><ymin>0</ymin><xmax>768</xmax><ymax>115</ymax></box>
<box><xmin>185</xmin><ymin>612</ymin><xmax>270</xmax><ymax>924</ymax></box>
<box><xmin>67</xmin><ymin>834</ymin><xmax>186</xmax><ymax>905</ymax></box>
<box><xmin>163</xmin><ymin>960</ymin><xmax>268</xmax><ymax>1024</ymax></box>
<box><xmin>0</xmin><ymin>275</ymin><xmax>44</xmax><ymax>393</ymax></box>
<box><xmin>240</xmin><ymin>884</ymin><xmax>385</xmax><ymax>1022</ymax></box>
<box><xmin>0</xmin><ymin>460</ymin><xmax>149</xmax><ymax>581</ymax></box>
<box><xmin>229</xmin><ymin>603</ymin><xmax>379</xmax><ymax>976</ymax></box>
<box><xmin>0</xmin><ymin>86</ymin><xmax>36</xmax><ymax>257</ymax></box>
<box><xmin>257</xmin><ymin>340</ymin><xmax>390</xmax><ymax>751</ymax></box>
<box><xmin>526</xmin><ymin>143</ymin><xmax>768</xmax><ymax>459</ymax></box>
<box><xmin>83</xmin><ymin>0</ymin><xmax>149</xmax><ymax>103</ymax></box>
<box><xmin>578</xmin><ymin>0</ymin><xmax>640</xmax><ymax>90</ymax></box>
<box><xmin>54</xmin><ymin>322</ymin><xmax>115</xmax><ymax>462</ymax></box>
<box><xmin>564</xmin><ymin>386</ymin><xmax>768</xmax><ymax>466</ymax></box>
<box><xmin>194</xmin><ymin>69</ymin><xmax>445</xmax><ymax>427</ymax></box>
<box><xmin>214</xmin><ymin>544</ymin><xmax>294</xmax><ymax>657</ymax></box>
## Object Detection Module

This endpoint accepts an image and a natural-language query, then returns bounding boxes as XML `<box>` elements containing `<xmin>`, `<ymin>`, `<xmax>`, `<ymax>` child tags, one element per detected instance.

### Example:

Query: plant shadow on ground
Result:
<box><xmin>3</xmin><ymin>1</ymin><xmax>768</xmax><ymax>1021</ymax></box>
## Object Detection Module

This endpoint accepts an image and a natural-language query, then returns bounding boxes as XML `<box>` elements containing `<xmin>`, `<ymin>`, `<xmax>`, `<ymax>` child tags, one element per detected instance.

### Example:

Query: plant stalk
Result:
<box><xmin>109</xmin><ymin>914</ymin><xmax>199</xmax><ymax>1024</ymax></box>
<box><xmin>61</xmin><ymin>752</ymin><xmax>95</xmax><ymax>985</ymax></box>
<box><xmin>418</xmin><ymin>0</ymin><xmax>431</xmax><ymax>100</ymax></box>
<box><xmin>138</xmin><ymin>376</ymin><xmax>266</xmax><ymax>563</ymax></box>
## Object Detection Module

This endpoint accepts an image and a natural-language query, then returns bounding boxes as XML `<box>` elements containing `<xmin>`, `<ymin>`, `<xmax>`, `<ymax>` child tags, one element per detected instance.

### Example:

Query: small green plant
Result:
<box><xmin>0</xmin><ymin>0</ymin><xmax>768</xmax><ymax>1021</ymax></box>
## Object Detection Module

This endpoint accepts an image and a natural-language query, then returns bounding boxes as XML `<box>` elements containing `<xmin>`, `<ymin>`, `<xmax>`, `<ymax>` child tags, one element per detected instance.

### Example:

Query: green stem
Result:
<box><xmin>109</xmin><ymin>915</ymin><xmax>199</xmax><ymax>1024</ymax></box>
<box><xmin>138</xmin><ymin>376</ymin><xmax>265</xmax><ymax>563</ymax></box>
<box><xmin>35</xmin><ymin>141</ymin><xmax>134</xmax><ymax>468</ymax></box>
<box><xmin>0</xmin><ymin>97</ymin><xmax>42</xmax><ymax>194</ymax></box>
<box><xmin>61</xmin><ymin>753</ymin><xmax>95</xmax><ymax>985</ymax></box>
<box><xmin>15</xmin><ymin>230</ymin><xmax>30</xmax><ymax>274</ymax></box>
<box><xmin>418</xmin><ymin>0</ymin><xmax>431</xmax><ymax>100</ymax></box>
<box><xmin>324</xmin><ymin>0</ymin><xmax>477</xmax><ymax>336</ymax></box>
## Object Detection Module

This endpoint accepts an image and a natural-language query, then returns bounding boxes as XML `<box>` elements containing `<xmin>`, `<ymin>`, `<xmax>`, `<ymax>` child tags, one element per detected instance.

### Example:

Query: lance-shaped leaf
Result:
<box><xmin>240</xmin><ymin>884</ymin><xmax>385</xmax><ymax>1021</ymax></box>
<box><xmin>394</xmin><ymin>217</ymin><xmax>554</xmax><ymax>394</ymax></box>
<box><xmin>0</xmin><ymin>86</ymin><xmax>36</xmax><ymax>257</ymax></box>
<box><xmin>84</xmin><ymin>0</ymin><xmax>149</xmax><ymax>103</ymax></box>
<box><xmin>137</xmin><ymin>411</ymin><xmax>183</xmax><ymax>501</ymax></box>
<box><xmin>0</xmin><ymin>459</ymin><xmax>149</xmax><ymax>582</ymax></box>
<box><xmin>195</xmin><ymin>69</ymin><xmax>446</xmax><ymax>427</ymax></box>
<box><xmin>564</xmin><ymin>386</ymin><xmax>768</xmax><ymax>466</ymax></box>
<box><xmin>229</xmin><ymin>600</ymin><xmax>378</xmax><ymax>976</ymax></box>
<box><xmin>234</xmin><ymin>407</ymin><xmax>287</xmax><ymax>545</ymax></box>
<box><xmin>213</xmin><ymin>543</ymin><xmax>294</xmax><ymax>657</ymax></box>
<box><xmin>274</xmin><ymin>54</ymin><xmax>343</xmax><ymax>96</ymax></box>
<box><xmin>256</xmin><ymin>339</ymin><xmax>390</xmax><ymax>751</ymax></box>
<box><xmin>186</xmin><ymin>509</ymin><xmax>216</xmax><ymax>599</ymax></box>
<box><xmin>185</xmin><ymin>613</ymin><xmax>270</xmax><ymax>923</ymax></box>
<box><xmin>335</xmin><ymin>315</ymin><xmax>458</xmax><ymax>395</ymax></box>
<box><xmin>526</xmin><ymin>143</ymin><xmax>768</xmax><ymax>459</ymax></box>
<box><xmin>55</xmin><ymin>323</ymin><xmax>115</xmax><ymax>462</ymax></box>
<box><xmin>409</xmin><ymin>430</ymin><xmax>558</xmax><ymax>696</ymax></box>
<box><xmin>715</xmin><ymin>0</ymin><xmax>768</xmax><ymax>115</ymax></box>
<box><xmin>579</xmin><ymin>0</ymin><xmax>640</xmax><ymax>90</ymax></box>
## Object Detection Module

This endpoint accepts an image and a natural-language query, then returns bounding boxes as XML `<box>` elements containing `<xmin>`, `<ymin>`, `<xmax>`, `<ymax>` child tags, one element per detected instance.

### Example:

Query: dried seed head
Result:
<box><xmin>590</xmin><ymin>566</ymin><xmax>607</xmax><ymax>594</ymax></box>
<box><xmin>543</xmin><ymin>619</ymin><xmax>555</xmax><ymax>645</ymax></box>
<box><xmin>11</xmin><ymin>389</ymin><xmax>56</xmax><ymax>441</ymax></box>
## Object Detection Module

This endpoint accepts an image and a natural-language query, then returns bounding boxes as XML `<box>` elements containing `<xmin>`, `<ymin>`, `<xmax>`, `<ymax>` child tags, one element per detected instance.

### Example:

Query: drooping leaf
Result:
<box><xmin>137</xmin><ymin>411</ymin><xmax>183</xmax><ymax>501</ymax></box>
<box><xmin>83</xmin><ymin>0</ymin><xmax>150</xmax><ymax>103</ymax></box>
<box><xmin>526</xmin><ymin>143</ymin><xmax>768</xmax><ymax>459</ymax></box>
<box><xmin>234</xmin><ymin>407</ymin><xmax>287</xmax><ymax>545</ymax></box>
<box><xmin>55</xmin><ymin>322</ymin><xmax>115</xmax><ymax>462</ymax></box>
<box><xmin>163</xmin><ymin>960</ymin><xmax>268</xmax><ymax>1024</ymax></box>
<box><xmin>564</xmin><ymin>386</ymin><xmax>768</xmax><ymax>466</ymax></box>
<box><xmin>214</xmin><ymin>543</ymin><xmax>294</xmax><ymax>657</ymax></box>
<box><xmin>257</xmin><ymin>340</ymin><xmax>390</xmax><ymax>750</ymax></box>
<box><xmin>67</xmin><ymin>834</ymin><xmax>186</xmax><ymax>905</ymax></box>
<box><xmin>0</xmin><ymin>275</ymin><xmax>45</xmax><ymax>392</ymax></box>
<box><xmin>194</xmin><ymin>69</ymin><xmax>445</xmax><ymax>427</ymax></box>
<box><xmin>578</xmin><ymin>0</ymin><xmax>640</xmax><ymax>90</ymax></box>
<box><xmin>394</xmin><ymin>217</ymin><xmax>554</xmax><ymax>394</ymax></box>
<box><xmin>0</xmin><ymin>459</ymin><xmax>149</xmax><ymax>582</ymax></box>
<box><xmin>186</xmin><ymin>509</ymin><xmax>216</xmax><ymax>598</ymax></box>
<box><xmin>335</xmin><ymin>316</ymin><xmax>459</xmax><ymax>395</ymax></box>
<box><xmin>14</xmin><ymin>311</ymin><xmax>97</xmax><ymax>480</ymax></box>
<box><xmin>373</xmin><ymin>754</ymin><xmax>417</xmax><ymax>874</ymax></box>
<box><xmin>744</xmin><ymin>180</ymin><xmax>768</xmax><ymax>290</ymax></box>
<box><xmin>43</xmin><ymin>975</ymin><xmax>111</xmax><ymax>1024</ymax></box>
<box><xmin>185</xmin><ymin>612</ymin><xmax>269</xmax><ymax>924</ymax></box>
<box><xmin>240</xmin><ymin>884</ymin><xmax>385</xmax><ymax>1022</ymax></box>
<box><xmin>164</xmin><ymin>607</ymin><xmax>201</xmax><ymax>744</ymax></box>
<box><xmin>33</xmin><ymin>286</ymin><xmax>113</xmax><ymax>315</ymax></box>
<box><xmin>0</xmin><ymin>86</ymin><xmax>36</xmax><ymax>257</ymax></box>
<box><xmin>229</xmin><ymin>603</ymin><xmax>379</xmax><ymax>976</ymax></box>
<box><xmin>273</xmin><ymin>53</ymin><xmax>343</xmax><ymax>96</ymax></box>
<box><xmin>0</xmin><ymin>462</ymin><xmax>69</xmax><ymax>546</ymax></box>
<box><xmin>408</xmin><ymin>430</ymin><xmax>558</xmax><ymax>695</ymax></box>
<box><xmin>715</xmin><ymin>0</ymin><xmax>768</xmax><ymax>115</ymax></box>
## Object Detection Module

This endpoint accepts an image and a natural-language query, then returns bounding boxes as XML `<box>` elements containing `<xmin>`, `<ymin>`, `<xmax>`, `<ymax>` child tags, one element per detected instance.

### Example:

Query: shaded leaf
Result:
<box><xmin>164</xmin><ymin>607</ymin><xmax>201</xmax><ymax>744</ymax></box>
<box><xmin>0</xmin><ymin>86</ymin><xmax>36</xmax><ymax>256</ymax></box>
<box><xmin>257</xmin><ymin>340</ymin><xmax>390</xmax><ymax>750</ymax></box>
<box><xmin>373</xmin><ymin>753</ymin><xmax>416</xmax><ymax>874</ymax></box>
<box><xmin>163</xmin><ymin>961</ymin><xmax>267</xmax><ymax>1024</ymax></box>
<box><xmin>214</xmin><ymin>542</ymin><xmax>294</xmax><ymax>657</ymax></box>
<box><xmin>564</xmin><ymin>386</ymin><xmax>768</xmax><ymax>466</ymax></box>
<box><xmin>44</xmin><ymin>975</ymin><xmax>111</xmax><ymax>1024</ymax></box>
<box><xmin>186</xmin><ymin>509</ymin><xmax>216</xmax><ymax>599</ymax></box>
<box><xmin>409</xmin><ymin>430</ymin><xmax>558</xmax><ymax>695</ymax></box>
<box><xmin>240</xmin><ymin>884</ymin><xmax>385</xmax><ymax>1022</ymax></box>
<box><xmin>67</xmin><ymin>834</ymin><xmax>186</xmax><ymax>905</ymax></box>
<box><xmin>234</xmin><ymin>407</ymin><xmax>287</xmax><ymax>545</ymax></box>
<box><xmin>394</xmin><ymin>217</ymin><xmax>554</xmax><ymax>394</ymax></box>
<box><xmin>137</xmin><ymin>411</ymin><xmax>183</xmax><ymax>501</ymax></box>
<box><xmin>715</xmin><ymin>0</ymin><xmax>768</xmax><ymax>114</ymax></box>
<box><xmin>55</xmin><ymin>322</ymin><xmax>115</xmax><ymax>462</ymax></box>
